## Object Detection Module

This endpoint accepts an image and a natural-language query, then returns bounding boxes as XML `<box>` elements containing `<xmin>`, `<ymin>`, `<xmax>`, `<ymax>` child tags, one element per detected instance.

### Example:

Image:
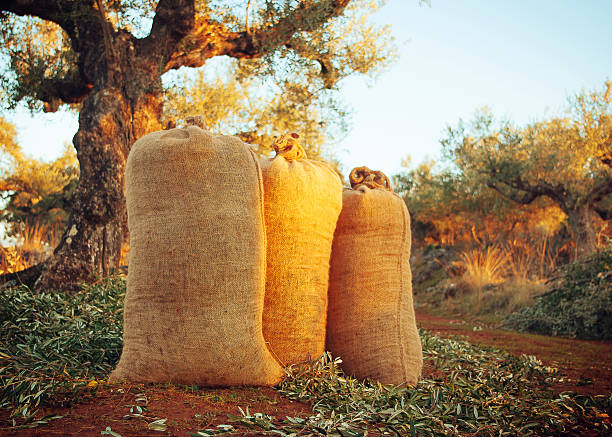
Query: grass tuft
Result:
<box><xmin>458</xmin><ymin>245</ymin><xmax>510</xmax><ymax>290</ymax></box>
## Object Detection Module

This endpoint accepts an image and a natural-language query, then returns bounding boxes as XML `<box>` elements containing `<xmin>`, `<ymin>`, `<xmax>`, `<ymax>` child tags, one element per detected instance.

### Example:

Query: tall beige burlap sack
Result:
<box><xmin>326</xmin><ymin>167</ymin><xmax>422</xmax><ymax>386</ymax></box>
<box><xmin>260</xmin><ymin>133</ymin><xmax>342</xmax><ymax>365</ymax></box>
<box><xmin>110</xmin><ymin>120</ymin><xmax>283</xmax><ymax>386</ymax></box>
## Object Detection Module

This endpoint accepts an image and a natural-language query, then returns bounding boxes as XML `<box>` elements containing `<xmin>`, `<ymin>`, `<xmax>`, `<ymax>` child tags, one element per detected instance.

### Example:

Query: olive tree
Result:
<box><xmin>441</xmin><ymin>82</ymin><xmax>612</xmax><ymax>259</ymax></box>
<box><xmin>1</xmin><ymin>0</ymin><xmax>397</xmax><ymax>288</ymax></box>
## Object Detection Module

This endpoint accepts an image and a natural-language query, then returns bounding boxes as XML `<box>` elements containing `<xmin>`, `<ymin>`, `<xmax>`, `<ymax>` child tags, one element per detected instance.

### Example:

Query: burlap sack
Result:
<box><xmin>260</xmin><ymin>133</ymin><xmax>342</xmax><ymax>365</ymax></box>
<box><xmin>110</xmin><ymin>120</ymin><xmax>283</xmax><ymax>386</ymax></box>
<box><xmin>326</xmin><ymin>167</ymin><xmax>423</xmax><ymax>385</ymax></box>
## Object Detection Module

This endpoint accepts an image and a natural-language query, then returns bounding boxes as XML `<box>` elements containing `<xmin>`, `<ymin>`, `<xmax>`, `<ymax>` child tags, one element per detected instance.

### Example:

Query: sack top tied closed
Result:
<box><xmin>349</xmin><ymin>166</ymin><xmax>391</xmax><ymax>191</ymax></box>
<box><xmin>273</xmin><ymin>133</ymin><xmax>306</xmax><ymax>161</ymax></box>
<box><xmin>185</xmin><ymin>114</ymin><xmax>207</xmax><ymax>129</ymax></box>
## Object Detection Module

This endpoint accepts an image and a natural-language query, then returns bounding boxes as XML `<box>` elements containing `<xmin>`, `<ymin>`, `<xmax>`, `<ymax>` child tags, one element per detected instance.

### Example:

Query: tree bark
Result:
<box><xmin>566</xmin><ymin>205</ymin><xmax>599</xmax><ymax>260</ymax></box>
<box><xmin>36</xmin><ymin>86</ymin><xmax>163</xmax><ymax>290</ymax></box>
<box><xmin>35</xmin><ymin>29</ymin><xmax>165</xmax><ymax>290</ymax></box>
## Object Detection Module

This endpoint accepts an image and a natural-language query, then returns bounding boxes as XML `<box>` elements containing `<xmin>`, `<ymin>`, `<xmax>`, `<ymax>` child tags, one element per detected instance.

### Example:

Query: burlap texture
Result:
<box><xmin>260</xmin><ymin>133</ymin><xmax>343</xmax><ymax>365</ymax></box>
<box><xmin>110</xmin><ymin>124</ymin><xmax>283</xmax><ymax>386</ymax></box>
<box><xmin>326</xmin><ymin>167</ymin><xmax>423</xmax><ymax>386</ymax></box>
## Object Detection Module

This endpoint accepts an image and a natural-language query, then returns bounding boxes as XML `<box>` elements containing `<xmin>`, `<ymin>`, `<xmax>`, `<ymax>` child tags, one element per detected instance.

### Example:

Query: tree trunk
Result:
<box><xmin>35</xmin><ymin>44</ymin><xmax>163</xmax><ymax>291</ymax></box>
<box><xmin>566</xmin><ymin>205</ymin><xmax>599</xmax><ymax>260</ymax></box>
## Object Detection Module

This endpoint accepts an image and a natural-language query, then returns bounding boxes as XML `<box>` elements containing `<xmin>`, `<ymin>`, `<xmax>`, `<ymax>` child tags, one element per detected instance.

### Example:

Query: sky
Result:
<box><xmin>4</xmin><ymin>0</ymin><xmax>612</xmax><ymax>179</ymax></box>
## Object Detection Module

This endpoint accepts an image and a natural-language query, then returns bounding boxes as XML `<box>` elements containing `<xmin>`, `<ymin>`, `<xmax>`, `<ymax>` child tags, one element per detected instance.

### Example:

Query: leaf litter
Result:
<box><xmin>0</xmin><ymin>276</ymin><xmax>610</xmax><ymax>435</ymax></box>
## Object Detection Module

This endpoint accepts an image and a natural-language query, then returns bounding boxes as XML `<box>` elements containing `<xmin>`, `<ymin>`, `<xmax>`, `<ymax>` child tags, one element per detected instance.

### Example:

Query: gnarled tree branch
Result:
<box><xmin>486</xmin><ymin>181</ymin><xmax>539</xmax><ymax>205</ymax></box>
<box><xmin>2</xmin><ymin>0</ymin><xmax>80</xmax><ymax>41</ymax></box>
<box><xmin>485</xmin><ymin>173</ymin><xmax>572</xmax><ymax>211</ymax></box>
<box><xmin>0</xmin><ymin>262</ymin><xmax>45</xmax><ymax>288</ymax></box>
<box><xmin>137</xmin><ymin>0</ymin><xmax>195</xmax><ymax>65</ymax></box>
<box><xmin>285</xmin><ymin>37</ymin><xmax>338</xmax><ymax>89</ymax></box>
<box><xmin>589</xmin><ymin>177</ymin><xmax>612</xmax><ymax>202</ymax></box>
<box><xmin>3</xmin><ymin>0</ymin><xmax>101</xmax><ymax>106</ymax></box>
<box><xmin>164</xmin><ymin>0</ymin><xmax>351</xmax><ymax>71</ymax></box>
<box><xmin>38</xmin><ymin>73</ymin><xmax>93</xmax><ymax>112</ymax></box>
<box><xmin>594</xmin><ymin>202</ymin><xmax>611</xmax><ymax>220</ymax></box>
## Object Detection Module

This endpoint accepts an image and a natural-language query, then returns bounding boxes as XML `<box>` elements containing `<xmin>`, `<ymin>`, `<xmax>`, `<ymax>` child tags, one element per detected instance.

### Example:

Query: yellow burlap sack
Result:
<box><xmin>260</xmin><ymin>133</ymin><xmax>343</xmax><ymax>365</ymax></box>
<box><xmin>110</xmin><ymin>120</ymin><xmax>283</xmax><ymax>386</ymax></box>
<box><xmin>326</xmin><ymin>167</ymin><xmax>423</xmax><ymax>385</ymax></box>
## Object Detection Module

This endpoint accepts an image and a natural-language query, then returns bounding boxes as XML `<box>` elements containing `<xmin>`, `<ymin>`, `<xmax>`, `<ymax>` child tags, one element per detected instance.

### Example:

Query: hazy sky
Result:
<box><xmin>4</xmin><ymin>0</ymin><xmax>612</xmax><ymax>179</ymax></box>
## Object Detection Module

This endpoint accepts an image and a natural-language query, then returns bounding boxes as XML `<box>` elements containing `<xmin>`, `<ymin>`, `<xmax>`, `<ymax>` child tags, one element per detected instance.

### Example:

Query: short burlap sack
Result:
<box><xmin>110</xmin><ymin>120</ymin><xmax>283</xmax><ymax>386</ymax></box>
<box><xmin>260</xmin><ymin>133</ymin><xmax>342</xmax><ymax>365</ymax></box>
<box><xmin>326</xmin><ymin>167</ymin><xmax>423</xmax><ymax>386</ymax></box>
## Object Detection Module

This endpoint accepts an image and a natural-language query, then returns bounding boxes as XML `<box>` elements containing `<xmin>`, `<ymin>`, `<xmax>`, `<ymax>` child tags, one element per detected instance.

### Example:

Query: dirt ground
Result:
<box><xmin>2</xmin><ymin>310</ymin><xmax>611</xmax><ymax>436</ymax></box>
<box><xmin>415</xmin><ymin>310</ymin><xmax>612</xmax><ymax>396</ymax></box>
<box><xmin>0</xmin><ymin>385</ymin><xmax>312</xmax><ymax>436</ymax></box>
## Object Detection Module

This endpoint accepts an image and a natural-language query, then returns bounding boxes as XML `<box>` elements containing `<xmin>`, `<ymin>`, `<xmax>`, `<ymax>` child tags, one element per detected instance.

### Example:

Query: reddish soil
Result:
<box><xmin>1</xmin><ymin>384</ymin><xmax>311</xmax><ymax>437</ymax></box>
<box><xmin>415</xmin><ymin>310</ymin><xmax>612</xmax><ymax>396</ymax></box>
<box><xmin>0</xmin><ymin>366</ymin><xmax>457</xmax><ymax>437</ymax></box>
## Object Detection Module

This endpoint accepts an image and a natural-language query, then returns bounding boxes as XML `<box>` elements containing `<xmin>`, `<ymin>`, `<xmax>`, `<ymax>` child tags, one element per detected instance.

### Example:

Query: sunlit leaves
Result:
<box><xmin>434</xmin><ymin>82</ymin><xmax>612</xmax><ymax>257</ymax></box>
<box><xmin>0</xmin><ymin>14</ymin><xmax>75</xmax><ymax>111</ymax></box>
<box><xmin>0</xmin><ymin>118</ymin><xmax>79</xmax><ymax>241</ymax></box>
<box><xmin>569</xmin><ymin>80</ymin><xmax>612</xmax><ymax>164</ymax></box>
<box><xmin>164</xmin><ymin>69</ymin><xmax>251</xmax><ymax>132</ymax></box>
<box><xmin>255</xmin><ymin>0</ymin><xmax>397</xmax><ymax>89</ymax></box>
<box><xmin>394</xmin><ymin>157</ymin><xmax>565</xmax><ymax>248</ymax></box>
<box><xmin>163</xmin><ymin>61</ymin><xmax>350</xmax><ymax>159</ymax></box>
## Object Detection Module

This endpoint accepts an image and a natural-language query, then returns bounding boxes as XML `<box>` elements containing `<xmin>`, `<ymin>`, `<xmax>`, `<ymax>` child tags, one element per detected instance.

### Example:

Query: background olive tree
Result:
<box><xmin>440</xmin><ymin>82</ymin><xmax>611</xmax><ymax>259</ymax></box>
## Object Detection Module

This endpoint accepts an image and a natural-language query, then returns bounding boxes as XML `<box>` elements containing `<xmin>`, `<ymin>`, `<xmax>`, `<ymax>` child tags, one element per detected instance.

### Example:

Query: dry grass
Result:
<box><xmin>505</xmin><ymin>238</ymin><xmax>562</xmax><ymax>281</ymax></box>
<box><xmin>458</xmin><ymin>246</ymin><xmax>509</xmax><ymax>309</ymax></box>
<box><xmin>0</xmin><ymin>246</ymin><xmax>28</xmax><ymax>275</ymax></box>
<box><xmin>479</xmin><ymin>278</ymin><xmax>547</xmax><ymax>316</ymax></box>
<box><xmin>439</xmin><ymin>245</ymin><xmax>548</xmax><ymax>317</ymax></box>
<box><xmin>19</xmin><ymin>221</ymin><xmax>48</xmax><ymax>253</ymax></box>
<box><xmin>1</xmin><ymin>220</ymin><xmax>60</xmax><ymax>274</ymax></box>
<box><xmin>119</xmin><ymin>242</ymin><xmax>130</xmax><ymax>267</ymax></box>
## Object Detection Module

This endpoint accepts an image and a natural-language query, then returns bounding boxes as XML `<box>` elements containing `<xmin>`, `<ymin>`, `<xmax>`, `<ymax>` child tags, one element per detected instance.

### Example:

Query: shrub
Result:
<box><xmin>504</xmin><ymin>249</ymin><xmax>612</xmax><ymax>339</ymax></box>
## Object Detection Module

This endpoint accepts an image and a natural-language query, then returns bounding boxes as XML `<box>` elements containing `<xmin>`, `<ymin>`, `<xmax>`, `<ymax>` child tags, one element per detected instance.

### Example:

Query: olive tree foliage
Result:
<box><xmin>0</xmin><ymin>12</ymin><xmax>78</xmax><ymax>112</ymax></box>
<box><xmin>2</xmin><ymin>0</ymin><xmax>395</xmax><ymax>145</ymax></box>
<box><xmin>441</xmin><ymin>82</ymin><xmax>612</xmax><ymax>259</ymax></box>
<box><xmin>163</xmin><ymin>66</ymin><xmax>348</xmax><ymax>159</ymax></box>
<box><xmin>0</xmin><ymin>117</ymin><xmax>79</xmax><ymax>245</ymax></box>
<box><xmin>0</xmin><ymin>0</ymin><xmax>401</xmax><ymax>289</ymax></box>
<box><xmin>163</xmin><ymin>1</ymin><xmax>396</xmax><ymax>159</ymax></box>
<box><xmin>394</xmin><ymin>158</ymin><xmax>566</xmax><ymax>250</ymax></box>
